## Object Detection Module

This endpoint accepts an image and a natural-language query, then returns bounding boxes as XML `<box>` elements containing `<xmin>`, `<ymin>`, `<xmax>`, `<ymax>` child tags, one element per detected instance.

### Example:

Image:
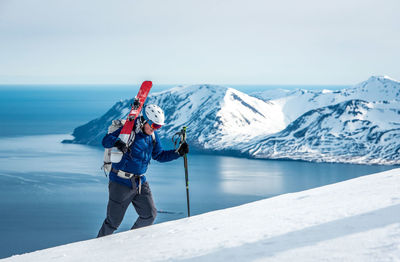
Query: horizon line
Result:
<box><xmin>0</xmin><ymin>83</ymin><xmax>353</xmax><ymax>87</ymax></box>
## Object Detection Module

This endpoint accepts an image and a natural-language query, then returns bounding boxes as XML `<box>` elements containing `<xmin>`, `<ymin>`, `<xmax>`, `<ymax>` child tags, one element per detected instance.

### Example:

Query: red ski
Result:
<box><xmin>106</xmin><ymin>81</ymin><xmax>152</xmax><ymax>166</ymax></box>
<box><xmin>118</xmin><ymin>80</ymin><xmax>152</xmax><ymax>143</ymax></box>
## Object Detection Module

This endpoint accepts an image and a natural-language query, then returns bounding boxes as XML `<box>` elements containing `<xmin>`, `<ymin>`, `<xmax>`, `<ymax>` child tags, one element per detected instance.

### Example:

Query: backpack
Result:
<box><xmin>102</xmin><ymin>119</ymin><xmax>155</xmax><ymax>176</ymax></box>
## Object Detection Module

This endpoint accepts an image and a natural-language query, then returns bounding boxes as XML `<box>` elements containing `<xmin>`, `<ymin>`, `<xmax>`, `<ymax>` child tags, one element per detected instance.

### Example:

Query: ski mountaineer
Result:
<box><xmin>97</xmin><ymin>104</ymin><xmax>189</xmax><ymax>237</ymax></box>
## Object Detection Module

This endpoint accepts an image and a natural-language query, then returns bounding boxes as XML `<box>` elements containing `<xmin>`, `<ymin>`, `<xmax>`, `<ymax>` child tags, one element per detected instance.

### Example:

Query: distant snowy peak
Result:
<box><xmin>245</xmin><ymin>99</ymin><xmax>400</xmax><ymax>165</ymax></box>
<box><xmin>253</xmin><ymin>76</ymin><xmax>400</xmax><ymax>103</ymax></box>
<box><xmin>219</xmin><ymin>88</ymin><xmax>285</xmax><ymax>132</ymax></box>
<box><xmin>252</xmin><ymin>75</ymin><xmax>400</xmax><ymax>124</ymax></box>
<box><xmin>349</xmin><ymin>75</ymin><xmax>400</xmax><ymax>101</ymax></box>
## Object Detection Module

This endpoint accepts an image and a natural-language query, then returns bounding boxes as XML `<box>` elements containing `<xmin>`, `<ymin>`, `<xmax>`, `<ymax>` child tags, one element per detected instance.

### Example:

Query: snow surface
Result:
<box><xmin>3</xmin><ymin>168</ymin><xmax>400</xmax><ymax>262</ymax></box>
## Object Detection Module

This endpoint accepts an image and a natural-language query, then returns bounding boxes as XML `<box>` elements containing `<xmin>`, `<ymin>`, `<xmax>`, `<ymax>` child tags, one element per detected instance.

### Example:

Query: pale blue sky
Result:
<box><xmin>0</xmin><ymin>0</ymin><xmax>399</xmax><ymax>85</ymax></box>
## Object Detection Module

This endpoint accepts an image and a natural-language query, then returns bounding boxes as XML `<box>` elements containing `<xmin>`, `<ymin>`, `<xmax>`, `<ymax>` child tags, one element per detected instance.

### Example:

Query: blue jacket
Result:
<box><xmin>102</xmin><ymin>122</ymin><xmax>180</xmax><ymax>188</ymax></box>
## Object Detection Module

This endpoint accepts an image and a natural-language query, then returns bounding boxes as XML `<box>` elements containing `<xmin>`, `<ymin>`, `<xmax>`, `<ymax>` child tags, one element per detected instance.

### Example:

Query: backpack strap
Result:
<box><xmin>127</xmin><ymin>119</ymin><xmax>156</xmax><ymax>147</ymax></box>
<box><xmin>127</xmin><ymin>118</ymin><xmax>143</xmax><ymax>147</ymax></box>
<box><xmin>127</xmin><ymin>130</ymin><xmax>136</xmax><ymax>147</ymax></box>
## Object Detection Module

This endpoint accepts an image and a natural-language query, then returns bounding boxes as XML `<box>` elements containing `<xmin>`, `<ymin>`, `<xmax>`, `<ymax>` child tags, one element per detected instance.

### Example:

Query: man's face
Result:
<box><xmin>143</xmin><ymin>122</ymin><xmax>155</xmax><ymax>135</ymax></box>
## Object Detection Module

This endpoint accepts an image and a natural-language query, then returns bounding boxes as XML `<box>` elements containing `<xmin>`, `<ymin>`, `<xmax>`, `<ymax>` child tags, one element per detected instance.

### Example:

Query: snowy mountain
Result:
<box><xmin>64</xmin><ymin>85</ymin><xmax>286</xmax><ymax>150</ymax></box>
<box><xmin>64</xmin><ymin>76</ymin><xmax>400</xmax><ymax>164</ymax></box>
<box><xmin>254</xmin><ymin>75</ymin><xmax>400</xmax><ymax>124</ymax></box>
<box><xmin>241</xmin><ymin>76</ymin><xmax>400</xmax><ymax>164</ymax></box>
<box><xmin>4</xmin><ymin>168</ymin><xmax>400</xmax><ymax>261</ymax></box>
<box><xmin>243</xmin><ymin>99</ymin><xmax>400</xmax><ymax>165</ymax></box>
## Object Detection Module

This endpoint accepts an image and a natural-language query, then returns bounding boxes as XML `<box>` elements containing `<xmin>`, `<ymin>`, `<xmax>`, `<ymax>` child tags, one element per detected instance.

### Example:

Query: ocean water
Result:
<box><xmin>0</xmin><ymin>85</ymin><xmax>173</xmax><ymax>137</ymax></box>
<box><xmin>0</xmin><ymin>85</ymin><xmax>395</xmax><ymax>258</ymax></box>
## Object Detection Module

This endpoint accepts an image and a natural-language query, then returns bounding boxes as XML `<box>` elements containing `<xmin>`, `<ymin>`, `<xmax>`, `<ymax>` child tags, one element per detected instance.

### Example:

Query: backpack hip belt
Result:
<box><xmin>111</xmin><ymin>168</ymin><xmax>144</xmax><ymax>194</ymax></box>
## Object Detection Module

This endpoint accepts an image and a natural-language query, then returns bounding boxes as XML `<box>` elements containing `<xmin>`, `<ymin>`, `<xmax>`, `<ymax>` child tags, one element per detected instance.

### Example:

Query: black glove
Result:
<box><xmin>177</xmin><ymin>142</ymin><xmax>189</xmax><ymax>156</ymax></box>
<box><xmin>114</xmin><ymin>139</ymin><xmax>129</xmax><ymax>154</ymax></box>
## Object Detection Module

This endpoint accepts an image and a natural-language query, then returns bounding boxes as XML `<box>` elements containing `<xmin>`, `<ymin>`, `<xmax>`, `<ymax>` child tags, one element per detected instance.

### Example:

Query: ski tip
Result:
<box><xmin>142</xmin><ymin>80</ymin><xmax>152</xmax><ymax>88</ymax></box>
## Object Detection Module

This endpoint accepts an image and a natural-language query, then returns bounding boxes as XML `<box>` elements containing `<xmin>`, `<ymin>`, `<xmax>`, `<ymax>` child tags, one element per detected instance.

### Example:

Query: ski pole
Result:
<box><xmin>173</xmin><ymin>127</ymin><xmax>191</xmax><ymax>217</ymax></box>
<box><xmin>182</xmin><ymin>127</ymin><xmax>190</xmax><ymax>217</ymax></box>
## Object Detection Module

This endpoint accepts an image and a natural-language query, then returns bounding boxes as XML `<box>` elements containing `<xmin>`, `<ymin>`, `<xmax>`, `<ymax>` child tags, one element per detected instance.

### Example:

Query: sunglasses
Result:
<box><xmin>147</xmin><ymin>120</ymin><xmax>162</xmax><ymax>130</ymax></box>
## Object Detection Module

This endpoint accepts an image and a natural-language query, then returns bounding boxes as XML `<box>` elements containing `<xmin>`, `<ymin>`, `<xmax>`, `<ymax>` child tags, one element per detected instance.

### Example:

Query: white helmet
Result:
<box><xmin>143</xmin><ymin>104</ymin><xmax>165</xmax><ymax>126</ymax></box>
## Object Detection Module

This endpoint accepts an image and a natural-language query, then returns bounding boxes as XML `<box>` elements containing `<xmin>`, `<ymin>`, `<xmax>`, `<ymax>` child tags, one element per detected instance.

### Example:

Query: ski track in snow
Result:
<box><xmin>3</xmin><ymin>168</ymin><xmax>400</xmax><ymax>262</ymax></box>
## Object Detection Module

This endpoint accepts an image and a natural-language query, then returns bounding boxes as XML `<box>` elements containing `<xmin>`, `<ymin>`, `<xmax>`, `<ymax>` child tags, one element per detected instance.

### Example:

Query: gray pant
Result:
<box><xmin>97</xmin><ymin>181</ymin><xmax>157</xmax><ymax>237</ymax></box>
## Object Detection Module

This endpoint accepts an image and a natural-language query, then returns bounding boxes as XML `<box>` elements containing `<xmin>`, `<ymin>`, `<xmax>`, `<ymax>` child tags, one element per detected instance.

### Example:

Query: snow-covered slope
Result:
<box><xmin>4</xmin><ymin>168</ymin><xmax>400</xmax><ymax>262</ymax></box>
<box><xmin>244</xmin><ymin>99</ymin><xmax>400</xmax><ymax>165</ymax></box>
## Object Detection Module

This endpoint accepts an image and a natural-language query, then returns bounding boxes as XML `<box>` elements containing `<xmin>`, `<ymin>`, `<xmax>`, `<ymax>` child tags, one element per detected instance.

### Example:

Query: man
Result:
<box><xmin>97</xmin><ymin>104</ymin><xmax>189</xmax><ymax>237</ymax></box>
